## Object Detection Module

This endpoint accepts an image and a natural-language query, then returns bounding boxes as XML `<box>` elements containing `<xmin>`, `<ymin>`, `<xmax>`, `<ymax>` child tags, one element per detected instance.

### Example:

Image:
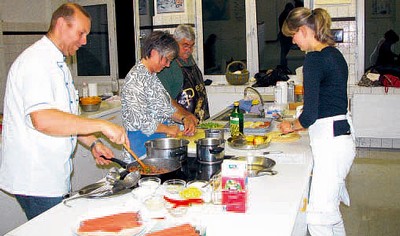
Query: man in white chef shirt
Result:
<box><xmin>0</xmin><ymin>3</ymin><xmax>129</xmax><ymax>220</ymax></box>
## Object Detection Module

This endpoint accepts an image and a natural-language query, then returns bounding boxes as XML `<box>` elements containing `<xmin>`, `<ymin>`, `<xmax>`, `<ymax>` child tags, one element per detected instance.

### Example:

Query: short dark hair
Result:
<box><xmin>48</xmin><ymin>3</ymin><xmax>91</xmax><ymax>32</ymax></box>
<box><xmin>141</xmin><ymin>31</ymin><xmax>179</xmax><ymax>59</ymax></box>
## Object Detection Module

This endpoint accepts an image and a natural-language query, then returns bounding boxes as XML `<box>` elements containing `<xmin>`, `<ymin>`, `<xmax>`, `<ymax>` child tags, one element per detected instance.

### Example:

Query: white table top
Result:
<box><xmin>6</xmin><ymin>131</ymin><xmax>312</xmax><ymax>236</ymax></box>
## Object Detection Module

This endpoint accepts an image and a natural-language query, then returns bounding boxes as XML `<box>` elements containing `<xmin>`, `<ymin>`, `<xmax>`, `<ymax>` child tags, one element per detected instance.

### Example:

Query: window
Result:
<box><xmin>200</xmin><ymin>0</ymin><xmax>307</xmax><ymax>79</ymax></box>
<box><xmin>72</xmin><ymin>0</ymin><xmax>118</xmax><ymax>84</ymax></box>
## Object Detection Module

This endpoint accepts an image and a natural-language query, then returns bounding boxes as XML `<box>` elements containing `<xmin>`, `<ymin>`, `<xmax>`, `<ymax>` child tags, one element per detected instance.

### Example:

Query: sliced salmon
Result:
<box><xmin>78</xmin><ymin>212</ymin><xmax>142</xmax><ymax>233</ymax></box>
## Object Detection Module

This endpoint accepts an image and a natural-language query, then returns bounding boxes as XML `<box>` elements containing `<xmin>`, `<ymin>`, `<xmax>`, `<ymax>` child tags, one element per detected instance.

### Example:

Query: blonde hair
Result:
<box><xmin>282</xmin><ymin>7</ymin><xmax>335</xmax><ymax>46</ymax></box>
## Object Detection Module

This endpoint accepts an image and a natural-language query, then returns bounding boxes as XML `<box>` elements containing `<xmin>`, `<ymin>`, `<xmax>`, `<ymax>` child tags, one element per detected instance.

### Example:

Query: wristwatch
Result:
<box><xmin>90</xmin><ymin>139</ymin><xmax>103</xmax><ymax>150</ymax></box>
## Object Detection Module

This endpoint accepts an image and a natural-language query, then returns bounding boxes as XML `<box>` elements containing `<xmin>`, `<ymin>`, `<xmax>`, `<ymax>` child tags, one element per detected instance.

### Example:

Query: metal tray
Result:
<box><xmin>224</xmin><ymin>118</ymin><xmax>272</xmax><ymax>134</ymax></box>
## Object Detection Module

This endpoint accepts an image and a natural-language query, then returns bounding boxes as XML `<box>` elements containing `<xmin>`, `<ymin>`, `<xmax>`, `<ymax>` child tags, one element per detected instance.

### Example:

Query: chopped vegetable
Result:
<box><xmin>198</xmin><ymin>122</ymin><xmax>224</xmax><ymax>129</ymax></box>
<box><xmin>179</xmin><ymin>186</ymin><xmax>202</xmax><ymax>199</ymax></box>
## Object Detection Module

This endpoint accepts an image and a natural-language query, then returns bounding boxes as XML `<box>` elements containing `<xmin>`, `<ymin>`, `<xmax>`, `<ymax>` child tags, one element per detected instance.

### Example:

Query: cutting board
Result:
<box><xmin>179</xmin><ymin>129</ymin><xmax>206</xmax><ymax>149</ymax></box>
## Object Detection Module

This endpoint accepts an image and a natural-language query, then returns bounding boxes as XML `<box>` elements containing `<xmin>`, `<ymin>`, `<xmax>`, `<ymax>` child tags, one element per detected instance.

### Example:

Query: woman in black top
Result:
<box><xmin>279</xmin><ymin>7</ymin><xmax>356</xmax><ymax>236</ymax></box>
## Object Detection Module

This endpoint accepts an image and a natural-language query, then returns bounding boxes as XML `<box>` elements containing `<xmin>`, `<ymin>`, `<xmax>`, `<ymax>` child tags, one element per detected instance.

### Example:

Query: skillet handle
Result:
<box><xmin>100</xmin><ymin>155</ymin><xmax>128</xmax><ymax>168</ymax></box>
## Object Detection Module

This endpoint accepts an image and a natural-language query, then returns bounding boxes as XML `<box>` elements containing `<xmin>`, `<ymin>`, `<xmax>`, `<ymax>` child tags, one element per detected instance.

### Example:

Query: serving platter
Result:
<box><xmin>224</xmin><ymin>118</ymin><xmax>273</xmax><ymax>134</ymax></box>
<box><xmin>227</xmin><ymin>135</ymin><xmax>271</xmax><ymax>150</ymax></box>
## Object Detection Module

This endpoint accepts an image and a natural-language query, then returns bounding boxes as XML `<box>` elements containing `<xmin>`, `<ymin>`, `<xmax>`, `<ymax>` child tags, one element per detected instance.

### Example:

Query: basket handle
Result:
<box><xmin>226</xmin><ymin>60</ymin><xmax>247</xmax><ymax>72</ymax></box>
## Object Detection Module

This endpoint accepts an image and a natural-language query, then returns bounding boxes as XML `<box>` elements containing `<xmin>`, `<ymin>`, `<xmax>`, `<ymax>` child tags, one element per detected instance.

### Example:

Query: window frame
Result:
<box><xmin>71</xmin><ymin>0</ymin><xmax>118</xmax><ymax>84</ymax></box>
<box><xmin>195</xmin><ymin>0</ymin><xmax>311</xmax><ymax>82</ymax></box>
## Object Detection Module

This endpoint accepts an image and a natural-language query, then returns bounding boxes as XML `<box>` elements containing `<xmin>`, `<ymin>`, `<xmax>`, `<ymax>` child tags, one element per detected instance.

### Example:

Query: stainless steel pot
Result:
<box><xmin>205</xmin><ymin>129</ymin><xmax>225</xmax><ymax>140</ymax></box>
<box><xmin>145</xmin><ymin>138</ymin><xmax>189</xmax><ymax>162</ymax></box>
<box><xmin>195</xmin><ymin>138</ymin><xmax>225</xmax><ymax>164</ymax></box>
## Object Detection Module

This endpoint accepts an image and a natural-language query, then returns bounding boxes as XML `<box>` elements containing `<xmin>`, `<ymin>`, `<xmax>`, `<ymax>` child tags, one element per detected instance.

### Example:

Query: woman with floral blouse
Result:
<box><xmin>121</xmin><ymin>31</ymin><xmax>196</xmax><ymax>160</ymax></box>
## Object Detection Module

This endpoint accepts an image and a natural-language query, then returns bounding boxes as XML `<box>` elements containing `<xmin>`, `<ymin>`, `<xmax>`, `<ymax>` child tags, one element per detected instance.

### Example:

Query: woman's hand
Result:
<box><xmin>279</xmin><ymin>120</ymin><xmax>293</xmax><ymax>134</ymax></box>
<box><xmin>182</xmin><ymin>116</ymin><xmax>196</xmax><ymax>136</ymax></box>
<box><xmin>165</xmin><ymin>125</ymin><xmax>182</xmax><ymax>137</ymax></box>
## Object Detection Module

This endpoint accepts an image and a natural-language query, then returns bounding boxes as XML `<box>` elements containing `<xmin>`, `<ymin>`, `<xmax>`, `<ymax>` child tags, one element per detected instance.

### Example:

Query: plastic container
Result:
<box><xmin>276</xmin><ymin>81</ymin><xmax>288</xmax><ymax>104</ymax></box>
<box><xmin>81</xmin><ymin>82</ymin><xmax>89</xmax><ymax>98</ymax></box>
<box><xmin>287</xmin><ymin>81</ymin><xmax>295</xmax><ymax>103</ymax></box>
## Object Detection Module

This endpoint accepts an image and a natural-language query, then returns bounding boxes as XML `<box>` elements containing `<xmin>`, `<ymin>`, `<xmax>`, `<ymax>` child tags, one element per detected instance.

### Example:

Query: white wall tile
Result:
<box><xmin>381</xmin><ymin>139</ymin><xmax>393</xmax><ymax>148</ymax></box>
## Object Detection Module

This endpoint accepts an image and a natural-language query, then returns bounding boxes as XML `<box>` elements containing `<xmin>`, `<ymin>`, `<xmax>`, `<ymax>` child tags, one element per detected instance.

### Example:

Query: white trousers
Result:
<box><xmin>307</xmin><ymin>114</ymin><xmax>356</xmax><ymax>236</ymax></box>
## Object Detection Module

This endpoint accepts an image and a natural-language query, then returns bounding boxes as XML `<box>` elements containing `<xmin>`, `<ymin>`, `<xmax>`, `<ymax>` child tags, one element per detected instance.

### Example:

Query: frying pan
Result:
<box><xmin>232</xmin><ymin>156</ymin><xmax>278</xmax><ymax>177</ymax></box>
<box><xmin>105</xmin><ymin>157</ymin><xmax>182</xmax><ymax>182</ymax></box>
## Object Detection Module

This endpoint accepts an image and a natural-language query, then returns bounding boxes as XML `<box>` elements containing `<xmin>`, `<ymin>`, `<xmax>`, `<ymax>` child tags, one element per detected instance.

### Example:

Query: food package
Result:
<box><xmin>221</xmin><ymin>160</ymin><xmax>248</xmax><ymax>213</ymax></box>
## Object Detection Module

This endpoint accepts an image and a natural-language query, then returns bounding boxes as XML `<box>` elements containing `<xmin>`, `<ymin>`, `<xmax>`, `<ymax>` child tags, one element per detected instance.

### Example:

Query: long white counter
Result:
<box><xmin>5</xmin><ymin>127</ymin><xmax>312</xmax><ymax>236</ymax></box>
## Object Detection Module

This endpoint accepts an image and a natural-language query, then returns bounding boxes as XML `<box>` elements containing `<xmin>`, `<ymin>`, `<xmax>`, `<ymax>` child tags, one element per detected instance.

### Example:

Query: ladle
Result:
<box><xmin>123</xmin><ymin>143</ymin><xmax>149</xmax><ymax>172</ymax></box>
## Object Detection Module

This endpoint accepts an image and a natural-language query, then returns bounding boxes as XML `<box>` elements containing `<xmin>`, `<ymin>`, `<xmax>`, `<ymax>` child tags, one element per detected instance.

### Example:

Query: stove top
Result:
<box><xmin>175</xmin><ymin>155</ymin><xmax>222</xmax><ymax>182</ymax></box>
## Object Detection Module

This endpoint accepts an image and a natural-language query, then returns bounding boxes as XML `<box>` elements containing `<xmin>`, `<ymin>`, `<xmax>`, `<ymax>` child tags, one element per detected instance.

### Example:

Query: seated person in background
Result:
<box><xmin>121</xmin><ymin>31</ymin><xmax>196</xmax><ymax>160</ymax></box>
<box><xmin>158</xmin><ymin>24</ymin><xmax>210</xmax><ymax>123</ymax></box>
<box><xmin>375</xmin><ymin>29</ymin><xmax>399</xmax><ymax>66</ymax></box>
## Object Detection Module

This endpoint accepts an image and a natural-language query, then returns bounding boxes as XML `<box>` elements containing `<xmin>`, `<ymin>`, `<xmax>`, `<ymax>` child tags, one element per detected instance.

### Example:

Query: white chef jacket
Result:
<box><xmin>0</xmin><ymin>36</ymin><xmax>79</xmax><ymax>197</ymax></box>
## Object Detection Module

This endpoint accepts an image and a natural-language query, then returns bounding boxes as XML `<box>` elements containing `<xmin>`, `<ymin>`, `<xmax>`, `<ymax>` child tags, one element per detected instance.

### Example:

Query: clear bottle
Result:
<box><xmin>274</xmin><ymin>85</ymin><xmax>282</xmax><ymax>104</ymax></box>
<box><xmin>82</xmin><ymin>82</ymin><xmax>89</xmax><ymax>97</ymax></box>
<box><xmin>111</xmin><ymin>77</ymin><xmax>119</xmax><ymax>96</ymax></box>
<box><xmin>287</xmin><ymin>81</ymin><xmax>295</xmax><ymax>103</ymax></box>
<box><xmin>230</xmin><ymin>101</ymin><xmax>244</xmax><ymax>137</ymax></box>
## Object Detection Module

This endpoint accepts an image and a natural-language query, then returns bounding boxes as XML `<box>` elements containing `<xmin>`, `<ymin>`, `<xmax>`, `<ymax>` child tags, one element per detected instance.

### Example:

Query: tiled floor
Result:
<box><xmin>341</xmin><ymin>148</ymin><xmax>400</xmax><ymax>236</ymax></box>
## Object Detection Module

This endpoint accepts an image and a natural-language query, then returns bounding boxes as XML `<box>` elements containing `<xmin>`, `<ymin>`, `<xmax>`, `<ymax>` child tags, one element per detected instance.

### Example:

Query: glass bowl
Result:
<box><xmin>164</xmin><ymin>201</ymin><xmax>188</xmax><ymax>217</ymax></box>
<box><xmin>162</xmin><ymin>179</ymin><xmax>186</xmax><ymax>194</ymax></box>
<box><xmin>143</xmin><ymin>195</ymin><xmax>165</xmax><ymax>212</ymax></box>
<box><xmin>138</xmin><ymin>177</ymin><xmax>161</xmax><ymax>190</ymax></box>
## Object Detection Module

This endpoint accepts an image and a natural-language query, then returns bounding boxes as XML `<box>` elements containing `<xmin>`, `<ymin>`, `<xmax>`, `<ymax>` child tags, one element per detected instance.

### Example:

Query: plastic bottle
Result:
<box><xmin>230</xmin><ymin>101</ymin><xmax>244</xmax><ymax>137</ymax></box>
<box><xmin>274</xmin><ymin>85</ymin><xmax>282</xmax><ymax>104</ymax></box>
<box><xmin>276</xmin><ymin>81</ymin><xmax>288</xmax><ymax>104</ymax></box>
<box><xmin>82</xmin><ymin>82</ymin><xmax>89</xmax><ymax>97</ymax></box>
<box><xmin>111</xmin><ymin>77</ymin><xmax>119</xmax><ymax>96</ymax></box>
<box><xmin>287</xmin><ymin>81</ymin><xmax>295</xmax><ymax>103</ymax></box>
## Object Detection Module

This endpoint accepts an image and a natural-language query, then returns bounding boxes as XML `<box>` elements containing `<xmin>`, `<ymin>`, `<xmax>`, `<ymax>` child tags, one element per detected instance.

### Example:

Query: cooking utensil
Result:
<box><xmin>63</xmin><ymin>181</ymin><xmax>108</xmax><ymax>199</ymax></box>
<box><xmin>62</xmin><ymin>171</ymin><xmax>140</xmax><ymax>206</ymax></box>
<box><xmin>106</xmin><ymin>156</ymin><xmax>182</xmax><ymax>182</ymax></box>
<box><xmin>231</xmin><ymin>156</ymin><xmax>277</xmax><ymax>177</ymax></box>
<box><xmin>145</xmin><ymin>138</ymin><xmax>189</xmax><ymax>162</ymax></box>
<box><xmin>204</xmin><ymin>129</ymin><xmax>225</xmax><ymax>140</ymax></box>
<box><xmin>227</xmin><ymin>135</ymin><xmax>270</xmax><ymax>150</ymax></box>
<box><xmin>247</xmin><ymin>164</ymin><xmax>278</xmax><ymax>177</ymax></box>
<box><xmin>263</xmin><ymin>151</ymin><xmax>283</xmax><ymax>155</ymax></box>
<box><xmin>123</xmin><ymin>143</ymin><xmax>149</xmax><ymax>171</ymax></box>
<box><xmin>63</xmin><ymin>171</ymin><xmax>140</xmax><ymax>207</ymax></box>
<box><xmin>105</xmin><ymin>167</ymin><xmax>120</xmax><ymax>184</ymax></box>
<box><xmin>195</xmin><ymin>138</ymin><xmax>225</xmax><ymax>164</ymax></box>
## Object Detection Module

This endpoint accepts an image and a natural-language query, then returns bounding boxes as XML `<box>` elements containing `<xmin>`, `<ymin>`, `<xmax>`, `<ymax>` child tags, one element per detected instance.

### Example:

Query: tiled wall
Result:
<box><xmin>0</xmin><ymin>22</ymin><xmax>47</xmax><ymax>112</ymax></box>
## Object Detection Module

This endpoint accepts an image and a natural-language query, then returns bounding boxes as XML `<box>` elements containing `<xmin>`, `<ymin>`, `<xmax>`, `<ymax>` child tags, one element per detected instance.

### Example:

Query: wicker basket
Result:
<box><xmin>225</xmin><ymin>61</ymin><xmax>249</xmax><ymax>85</ymax></box>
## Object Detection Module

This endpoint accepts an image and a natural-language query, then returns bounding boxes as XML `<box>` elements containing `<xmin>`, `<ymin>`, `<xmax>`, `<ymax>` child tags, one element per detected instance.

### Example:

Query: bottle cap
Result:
<box><xmin>233</xmin><ymin>101</ymin><xmax>240</xmax><ymax>106</ymax></box>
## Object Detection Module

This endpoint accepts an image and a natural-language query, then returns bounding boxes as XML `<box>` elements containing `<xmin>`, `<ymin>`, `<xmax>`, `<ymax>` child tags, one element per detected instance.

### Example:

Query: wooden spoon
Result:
<box><xmin>122</xmin><ymin>143</ymin><xmax>149</xmax><ymax>172</ymax></box>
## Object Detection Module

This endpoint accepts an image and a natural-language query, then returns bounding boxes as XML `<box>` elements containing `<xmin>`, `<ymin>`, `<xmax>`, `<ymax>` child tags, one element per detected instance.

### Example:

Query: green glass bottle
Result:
<box><xmin>230</xmin><ymin>101</ymin><xmax>244</xmax><ymax>137</ymax></box>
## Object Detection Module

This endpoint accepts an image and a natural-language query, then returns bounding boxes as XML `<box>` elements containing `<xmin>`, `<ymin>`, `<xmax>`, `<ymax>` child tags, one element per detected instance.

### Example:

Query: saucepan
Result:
<box><xmin>104</xmin><ymin>156</ymin><xmax>182</xmax><ymax>182</ymax></box>
<box><xmin>231</xmin><ymin>156</ymin><xmax>278</xmax><ymax>177</ymax></box>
